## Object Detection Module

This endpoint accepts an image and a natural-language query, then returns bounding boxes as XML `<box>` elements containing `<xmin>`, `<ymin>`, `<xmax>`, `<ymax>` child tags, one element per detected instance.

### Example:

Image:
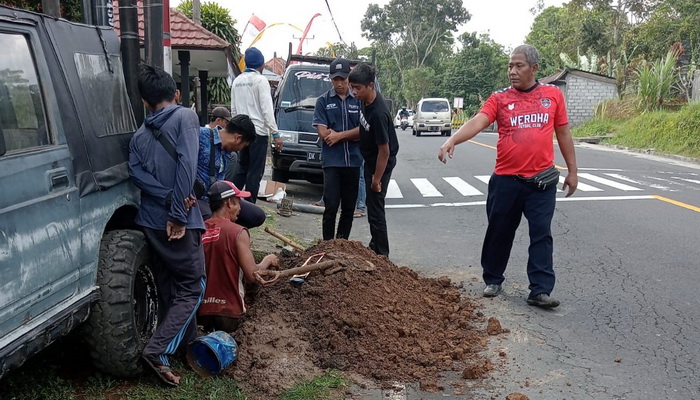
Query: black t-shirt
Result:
<box><xmin>359</xmin><ymin>92</ymin><xmax>399</xmax><ymax>167</ymax></box>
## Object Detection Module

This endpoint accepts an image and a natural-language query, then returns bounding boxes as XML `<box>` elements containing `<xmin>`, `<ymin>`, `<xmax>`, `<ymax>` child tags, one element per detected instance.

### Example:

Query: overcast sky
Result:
<box><xmin>173</xmin><ymin>0</ymin><xmax>565</xmax><ymax>59</ymax></box>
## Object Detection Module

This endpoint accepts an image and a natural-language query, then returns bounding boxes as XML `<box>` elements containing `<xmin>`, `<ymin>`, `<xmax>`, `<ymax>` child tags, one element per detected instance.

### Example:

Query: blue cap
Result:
<box><xmin>244</xmin><ymin>47</ymin><xmax>265</xmax><ymax>69</ymax></box>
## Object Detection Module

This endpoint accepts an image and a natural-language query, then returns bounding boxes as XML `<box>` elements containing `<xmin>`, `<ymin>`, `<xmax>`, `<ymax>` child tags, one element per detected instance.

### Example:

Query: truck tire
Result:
<box><xmin>83</xmin><ymin>230</ymin><xmax>159</xmax><ymax>377</ymax></box>
<box><xmin>272</xmin><ymin>167</ymin><xmax>289</xmax><ymax>183</ymax></box>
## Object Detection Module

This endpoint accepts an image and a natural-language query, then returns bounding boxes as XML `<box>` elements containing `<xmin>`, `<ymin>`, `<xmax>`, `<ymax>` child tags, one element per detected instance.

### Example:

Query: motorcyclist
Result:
<box><xmin>398</xmin><ymin>107</ymin><xmax>410</xmax><ymax>130</ymax></box>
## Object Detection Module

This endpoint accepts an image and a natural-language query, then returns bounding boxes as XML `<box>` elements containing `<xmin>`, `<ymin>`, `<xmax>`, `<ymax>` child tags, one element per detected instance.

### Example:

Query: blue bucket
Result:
<box><xmin>186</xmin><ymin>331</ymin><xmax>238</xmax><ymax>377</ymax></box>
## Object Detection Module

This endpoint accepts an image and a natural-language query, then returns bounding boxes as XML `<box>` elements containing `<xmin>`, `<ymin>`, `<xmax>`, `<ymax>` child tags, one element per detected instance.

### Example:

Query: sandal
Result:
<box><xmin>312</xmin><ymin>200</ymin><xmax>324</xmax><ymax>207</ymax></box>
<box><xmin>142</xmin><ymin>355</ymin><xmax>180</xmax><ymax>387</ymax></box>
<box><xmin>353</xmin><ymin>210</ymin><xmax>366</xmax><ymax>218</ymax></box>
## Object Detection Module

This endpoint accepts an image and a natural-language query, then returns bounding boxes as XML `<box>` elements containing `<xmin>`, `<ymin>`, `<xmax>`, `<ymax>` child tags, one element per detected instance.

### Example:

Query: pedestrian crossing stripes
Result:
<box><xmin>384</xmin><ymin>172</ymin><xmax>675</xmax><ymax>200</ymax></box>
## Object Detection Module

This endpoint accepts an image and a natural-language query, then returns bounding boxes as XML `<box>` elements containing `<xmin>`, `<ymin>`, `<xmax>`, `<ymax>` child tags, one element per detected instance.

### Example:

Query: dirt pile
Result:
<box><xmin>229</xmin><ymin>239</ymin><xmax>488</xmax><ymax>398</ymax></box>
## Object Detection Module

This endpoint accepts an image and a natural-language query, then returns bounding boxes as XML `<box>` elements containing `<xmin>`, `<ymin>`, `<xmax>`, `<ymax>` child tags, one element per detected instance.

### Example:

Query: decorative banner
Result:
<box><xmin>237</xmin><ymin>22</ymin><xmax>304</xmax><ymax>72</ymax></box>
<box><xmin>296</xmin><ymin>13</ymin><xmax>321</xmax><ymax>55</ymax></box>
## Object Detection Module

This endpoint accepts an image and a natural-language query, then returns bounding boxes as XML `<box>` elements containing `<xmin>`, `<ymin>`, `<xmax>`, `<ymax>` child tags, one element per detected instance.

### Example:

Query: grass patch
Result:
<box><xmin>571</xmin><ymin>117</ymin><xmax>618</xmax><ymax>137</ymax></box>
<box><xmin>119</xmin><ymin>367</ymin><xmax>246</xmax><ymax>400</ymax></box>
<box><xmin>0</xmin><ymin>345</ymin><xmax>247</xmax><ymax>400</ymax></box>
<box><xmin>608</xmin><ymin>103</ymin><xmax>700</xmax><ymax>158</ymax></box>
<box><xmin>1</xmin><ymin>367</ymin><xmax>76</xmax><ymax>400</ymax></box>
<box><xmin>572</xmin><ymin>102</ymin><xmax>700</xmax><ymax>159</ymax></box>
<box><xmin>279</xmin><ymin>370</ymin><xmax>348</xmax><ymax>400</ymax></box>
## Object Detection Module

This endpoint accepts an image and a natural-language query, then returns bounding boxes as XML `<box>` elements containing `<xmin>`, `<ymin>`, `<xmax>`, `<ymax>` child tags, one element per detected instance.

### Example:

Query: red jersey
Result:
<box><xmin>479</xmin><ymin>84</ymin><xmax>568</xmax><ymax>177</ymax></box>
<box><xmin>199</xmin><ymin>217</ymin><xmax>247</xmax><ymax>318</ymax></box>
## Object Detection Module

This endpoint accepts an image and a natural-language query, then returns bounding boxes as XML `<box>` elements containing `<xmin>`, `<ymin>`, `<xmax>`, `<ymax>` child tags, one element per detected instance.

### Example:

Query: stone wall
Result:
<box><xmin>563</xmin><ymin>74</ymin><xmax>617</xmax><ymax>127</ymax></box>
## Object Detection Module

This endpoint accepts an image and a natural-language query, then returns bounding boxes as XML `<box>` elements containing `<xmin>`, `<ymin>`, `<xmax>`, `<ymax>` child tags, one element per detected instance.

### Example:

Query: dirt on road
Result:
<box><xmin>228</xmin><ymin>236</ymin><xmax>491</xmax><ymax>398</ymax></box>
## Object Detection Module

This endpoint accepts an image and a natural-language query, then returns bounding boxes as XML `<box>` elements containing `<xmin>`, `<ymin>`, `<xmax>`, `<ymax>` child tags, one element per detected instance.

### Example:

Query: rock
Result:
<box><xmin>487</xmin><ymin>317</ymin><xmax>502</xmax><ymax>335</ymax></box>
<box><xmin>506</xmin><ymin>393</ymin><xmax>529</xmax><ymax>400</ymax></box>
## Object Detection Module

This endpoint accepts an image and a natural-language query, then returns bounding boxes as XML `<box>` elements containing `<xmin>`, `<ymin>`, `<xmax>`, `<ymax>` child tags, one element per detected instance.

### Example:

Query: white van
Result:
<box><xmin>413</xmin><ymin>98</ymin><xmax>452</xmax><ymax>137</ymax></box>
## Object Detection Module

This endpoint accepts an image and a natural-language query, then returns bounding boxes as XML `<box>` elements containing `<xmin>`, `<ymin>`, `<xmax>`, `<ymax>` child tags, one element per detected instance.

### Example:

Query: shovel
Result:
<box><xmin>254</xmin><ymin>260</ymin><xmax>339</xmax><ymax>285</ymax></box>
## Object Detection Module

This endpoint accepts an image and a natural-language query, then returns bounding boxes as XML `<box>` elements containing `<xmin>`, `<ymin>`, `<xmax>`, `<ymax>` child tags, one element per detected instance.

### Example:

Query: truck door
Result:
<box><xmin>0</xmin><ymin>27</ymin><xmax>81</xmax><ymax>341</ymax></box>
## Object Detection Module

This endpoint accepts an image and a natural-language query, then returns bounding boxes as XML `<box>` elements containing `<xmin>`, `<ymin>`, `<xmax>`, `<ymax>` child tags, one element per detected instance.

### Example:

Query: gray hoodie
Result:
<box><xmin>128</xmin><ymin>104</ymin><xmax>205</xmax><ymax>230</ymax></box>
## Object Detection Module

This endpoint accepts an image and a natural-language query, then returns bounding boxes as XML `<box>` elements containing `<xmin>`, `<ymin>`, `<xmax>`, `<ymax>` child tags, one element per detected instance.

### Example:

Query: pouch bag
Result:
<box><xmin>519</xmin><ymin>166</ymin><xmax>560</xmax><ymax>190</ymax></box>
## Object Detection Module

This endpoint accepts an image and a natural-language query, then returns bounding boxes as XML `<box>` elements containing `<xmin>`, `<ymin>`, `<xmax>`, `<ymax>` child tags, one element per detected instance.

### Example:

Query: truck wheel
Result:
<box><xmin>272</xmin><ymin>167</ymin><xmax>289</xmax><ymax>183</ymax></box>
<box><xmin>84</xmin><ymin>230</ymin><xmax>159</xmax><ymax>377</ymax></box>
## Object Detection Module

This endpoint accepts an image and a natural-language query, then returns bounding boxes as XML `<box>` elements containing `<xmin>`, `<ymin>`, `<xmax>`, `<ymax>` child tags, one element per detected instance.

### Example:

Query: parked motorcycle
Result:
<box><xmin>400</xmin><ymin>116</ymin><xmax>408</xmax><ymax>131</ymax></box>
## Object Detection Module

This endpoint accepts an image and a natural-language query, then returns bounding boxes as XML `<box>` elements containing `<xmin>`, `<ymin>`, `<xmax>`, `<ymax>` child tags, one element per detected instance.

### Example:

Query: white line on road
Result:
<box><xmin>410</xmin><ymin>178</ymin><xmax>443</xmax><ymax>197</ymax></box>
<box><xmin>604</xmin><ymin>173</ymin><xmax>673</xmax><ymax>191</ymax></box>
<box><xmin>442</xmin><ymin>177</ymin><xmax>483</xmax><ymax>196</ymax></box>
<box><xmin>674</xmin><ymin>177</ymin><xmax>700</xmax><ymax>185</ymax></box>
<box><xmin>386</xmin><ymin>195</ymin><xmax>655</xmax><ymax>209</ymax></box>
<box><xmin>578</xmin><ymin>167</ymin><xmax>625</xmax><ymax>171</ymax></box>
<box><xmin>579</xmin><ymin>172</ymin><xmax>643</xmax><ymax>191</ymax></box>
<box><xmin>560</xmin><ymin>175</ymin><xmax>602</xmax><ymax>191</ymax></box>
<box><xmin>475</xmin><ymin>175</ymin><xmax>491</xmax><ymax>185</ymax></box>
<box><xmin>386</xmin><ymin>179</ymin><xmax>403</xmax><ymax>199</ymax></box>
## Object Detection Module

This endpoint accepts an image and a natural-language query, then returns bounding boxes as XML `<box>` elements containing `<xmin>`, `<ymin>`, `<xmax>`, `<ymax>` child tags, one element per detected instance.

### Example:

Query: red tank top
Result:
<box><xmin>199</xmin><ymin>217</ymin><xmax>247</xmax><ymax>318</ymax></box>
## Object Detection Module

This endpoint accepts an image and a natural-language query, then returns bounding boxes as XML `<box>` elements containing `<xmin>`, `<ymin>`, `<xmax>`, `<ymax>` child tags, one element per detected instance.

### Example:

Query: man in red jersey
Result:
<box><xmin>438</xmin><ymin>44</ymin><xmax>578</xmax><ymax>309</ymax></box>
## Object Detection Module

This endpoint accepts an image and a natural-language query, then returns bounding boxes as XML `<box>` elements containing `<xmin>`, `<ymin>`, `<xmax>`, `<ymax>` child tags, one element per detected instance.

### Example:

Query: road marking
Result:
<box><xmin>468</xmin><ymin>139</ymin><xmax>496</xmax><ymax>150</ymax></box>
<box><xmin>560</xmin><ymin>176</ymin><xmax>602</xmax><ymax>192</ymax></box>
<box><xmin>652</xmin><ymin>195</ymin><xmax>700</xmax><ymax>213</ymax></box>
<box><xmin>475</xmin><ymin>175</ymin><xmax>491</xmax><ymax>185</ymax></box>
<box><xmin>673</xmin><ymin>177</ymin><xmax>700</xmax><ymax>185</ymax></box>
<box><xmin>411</xmin><ymin>178</ymin><xmax>442</xmax><ymax>197</ymax></box>
<box><xmin>579</xmin><ymin>172</ymin><xmax>643</xmax><ymax>191</ymax></box>
<box><xmin>579</xmin><ymin>167</ymin><xmax>625</xmax><ymax>171</ymax></box>
<box><xmin>386</xmin><ymin>179</ymin><xmax>403</xmax><ymax>199</ymax></box>
<box><xmin>386</xmin><ymin>195</ymin><xmax>655</xmax><ymax>209</ymax></box>
<box><xmin>604</xmin><ymin>173</ymin><xmax>673</xmax><ymax>191</ymax></box>
<box><xmin>442</xmin><ymin>177</ymin><xmax>483</xmax><ymax>196</ymax></box>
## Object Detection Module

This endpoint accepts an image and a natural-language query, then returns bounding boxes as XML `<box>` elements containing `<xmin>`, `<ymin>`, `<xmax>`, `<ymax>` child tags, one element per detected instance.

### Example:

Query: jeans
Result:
<box><xmin>356</xmin><ymin>162</ymin><xmax>366</xmax><ymax>211</ymax></box>
<box><xmin>364</xmin><ymin>157</ymin><xmax>396</xmax><ymax>256</ymax></box>
<box><xmin>481</xmin><ymin>173</ymin><xmax>557</xmax><ymax>297</ymax></box>
<box><xmin>232</xmin><ymin>135</ymin><xmax>268</xmax><ymax>204</ymax></box>
<box><xmin>322</xmin><ymin>166</ymin><xmax>360</xmax><ymax>240</ymax></box>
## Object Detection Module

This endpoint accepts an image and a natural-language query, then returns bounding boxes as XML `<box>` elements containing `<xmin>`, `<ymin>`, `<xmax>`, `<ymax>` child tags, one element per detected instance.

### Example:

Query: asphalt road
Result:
<box><xmin>281</xmin><ymin>128</ymin><xmax>700</xmax><ymax>399</ymax></box>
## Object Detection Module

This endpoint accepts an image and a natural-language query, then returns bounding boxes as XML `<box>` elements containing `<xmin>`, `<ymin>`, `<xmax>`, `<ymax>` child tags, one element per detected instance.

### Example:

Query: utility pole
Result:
<box><xmin>144</xmin><ymin>0</ymin><xmax>164</xmax><ymax>70</ymax></box>
<box><xmin>193</xmin><ymin>0</ymin><xmax>201</xmax><ymax>25</ymax></box>
<box><xmin>41</xmin><ymin>0</ymin><xmax>60</xmax><ymax>18</ymax></box>
<box><xmin>119</xmin><ymin>0</ymin><xmax>143</xmax><ymax>123</ymax></box>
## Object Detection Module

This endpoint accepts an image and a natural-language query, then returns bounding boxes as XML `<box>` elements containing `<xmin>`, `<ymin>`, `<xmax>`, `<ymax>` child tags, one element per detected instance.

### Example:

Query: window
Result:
<box><xmin>278</xmin><ymin>69</ymin><xmax>330</xmax><ymax>108</ymax></box>
<box><xmin>0</xmin><ymin>33</ymin><xmax>49</xmax><ymax>152</ymax></box>
<box><xmin>74</xmin><ymin>53</ymin><xmax>136</xmax><ymax>136</ymax></box>
<box><xmin>421</xmin><ymin>101</ymin><xmax>450</xmax><ymax>113</ymax></box>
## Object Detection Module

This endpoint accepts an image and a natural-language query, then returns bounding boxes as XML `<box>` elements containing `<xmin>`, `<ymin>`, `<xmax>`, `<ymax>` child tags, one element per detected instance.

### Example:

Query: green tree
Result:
<box><xmin>525</xmin><ymin>6</ymin><xmax>580</xmax><ymax>76</ymax></box>
<box><xmin>361</xmin><ymin>0</ymin><xmax>469</xmax><ymax>69</ymax></box>
<box><xmin>177</xmin><ymin>0</ymin><xmax>240</xmax><ymax>105</ymax></box>
<box><xmin>1</xmin><ymin>0</ymin><xmax>82</xmax><ymax>21</ymax></box>
<box><xmin>359</xmin><ymin>0</ymin><xmax>468</xmax><ymax>109</ymax></box>
<box><xmin>314</xmin><ymin>42</ymin><xmax>360</xmax><ymax>60</ymax></box>
<box><xmin>439</xmin><ymin>33</ymin><xmax>509</xmax><ymax>113</ymax></box>
<box><xmin>402</xmin><ymin>67</ymin><xmax>437</xmax><ymax>106</ymax></box>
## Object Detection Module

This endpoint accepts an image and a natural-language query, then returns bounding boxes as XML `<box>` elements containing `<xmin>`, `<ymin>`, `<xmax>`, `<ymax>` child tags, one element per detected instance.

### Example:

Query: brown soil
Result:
<box><xmin>228</xmin><ymin>239</ymin><xmax>489</xmax><ymax>398</ymax></box>
<box><xmin>506</xmin><ymin>393</ymin><xmax>530</xmax><ymax>400</ymax></box>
